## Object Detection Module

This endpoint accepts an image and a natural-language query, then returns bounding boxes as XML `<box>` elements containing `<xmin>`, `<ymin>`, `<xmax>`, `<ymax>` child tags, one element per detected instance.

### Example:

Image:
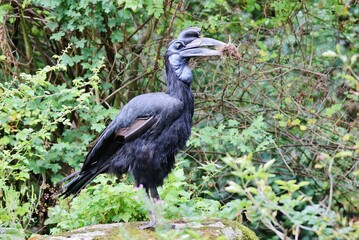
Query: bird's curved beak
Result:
<box><xmin>180</xmin><ymin>37</ymin><xmax>226</xmax><ymax>58</ymax></box>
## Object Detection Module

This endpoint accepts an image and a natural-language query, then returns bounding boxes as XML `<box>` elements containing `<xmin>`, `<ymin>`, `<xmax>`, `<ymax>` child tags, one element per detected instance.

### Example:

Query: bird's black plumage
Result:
<box><xmin>59</xmin><ymin>27</ymin><xmax>225</xmax><ymax>228</ymax></box>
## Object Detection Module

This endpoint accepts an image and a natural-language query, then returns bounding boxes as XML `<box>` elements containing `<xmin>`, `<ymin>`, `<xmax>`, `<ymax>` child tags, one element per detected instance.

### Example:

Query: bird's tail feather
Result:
<box><xmin>58</xmin><ymin>165</ymin><xmax>109</xmax><ymax>198</ymax></box>
<box><xmin>56</xmin><ymin>170</ymin><xmax>80</xmax><ymax>185</ymax></box>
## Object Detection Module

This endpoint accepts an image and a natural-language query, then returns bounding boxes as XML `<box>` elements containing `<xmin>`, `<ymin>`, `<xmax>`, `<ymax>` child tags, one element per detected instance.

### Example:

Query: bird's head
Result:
<box><xmin>165</xmin><ymin>27</ymin><xmax>225</xmax><ymax>84</ymax></box>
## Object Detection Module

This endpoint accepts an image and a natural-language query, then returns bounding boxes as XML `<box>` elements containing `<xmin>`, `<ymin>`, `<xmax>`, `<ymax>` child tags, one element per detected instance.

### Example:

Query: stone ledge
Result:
<box><xmin>36</xmin><ymin>219</ymin><xmax>258</xmax><ymax>240</ymax></box>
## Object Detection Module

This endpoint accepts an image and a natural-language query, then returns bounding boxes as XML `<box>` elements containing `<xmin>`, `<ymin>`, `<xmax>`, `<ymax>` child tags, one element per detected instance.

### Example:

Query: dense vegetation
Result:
<box><xmin>0</xmin><ymin>0</ymin><xmax>358</xmax><ymax>239</ymax></box>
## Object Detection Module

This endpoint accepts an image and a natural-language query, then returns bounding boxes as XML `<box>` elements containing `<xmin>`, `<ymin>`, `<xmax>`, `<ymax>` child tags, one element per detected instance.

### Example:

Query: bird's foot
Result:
<box><xmin>139</xmin><ymin>221</ymin><xmax>157</xmax><ymax>230</ymax></box>
<box><xmin>139</xmin><ymin>222</ymin><xmax>176</xmax><ymax>231</ymax></box>
<box><xmin>140</xmin><ymin>209</ymin><xmax>158</xmax><ymax>230</ymax></box>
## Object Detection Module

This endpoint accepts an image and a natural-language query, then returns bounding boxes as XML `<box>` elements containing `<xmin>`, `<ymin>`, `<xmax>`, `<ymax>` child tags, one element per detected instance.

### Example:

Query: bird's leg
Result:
<box><xmin>139</xmin><ymin>187</ymin><xmax>159</xmax><ymax>230</ymax></box>
<box><xmin>150</xmin><ymin>186</ymin><xmax>160</xmax><ymax>200</ymax></box>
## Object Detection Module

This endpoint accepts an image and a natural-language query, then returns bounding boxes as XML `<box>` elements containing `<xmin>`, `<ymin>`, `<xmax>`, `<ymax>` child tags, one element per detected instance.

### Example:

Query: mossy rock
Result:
<box><xmin>36</xmin><ymin>219</ymin><xmax>258</xmax><ymax>240</ymax></box>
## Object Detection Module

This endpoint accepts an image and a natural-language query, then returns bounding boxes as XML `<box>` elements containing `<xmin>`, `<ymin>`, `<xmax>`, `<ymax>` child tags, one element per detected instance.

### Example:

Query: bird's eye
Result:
<box><xmin>175</xmin><ymin>42</ymin><xmax>184</xmax><ymax>50</ymax></box>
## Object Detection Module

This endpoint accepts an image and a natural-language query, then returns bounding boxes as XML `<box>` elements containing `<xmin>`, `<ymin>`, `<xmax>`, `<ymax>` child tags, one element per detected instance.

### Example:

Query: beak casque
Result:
<box><xmin>180</xmin><ymin>37</ymin><xmax>226</xmax><ymax>58</ymax></box>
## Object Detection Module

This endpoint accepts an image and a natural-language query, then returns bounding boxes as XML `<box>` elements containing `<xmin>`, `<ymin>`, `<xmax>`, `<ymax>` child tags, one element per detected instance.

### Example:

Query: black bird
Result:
<box><xmin>59</xmin><ymin>27</ymin><xmax>225</xmax><ymax>229</ymax></box>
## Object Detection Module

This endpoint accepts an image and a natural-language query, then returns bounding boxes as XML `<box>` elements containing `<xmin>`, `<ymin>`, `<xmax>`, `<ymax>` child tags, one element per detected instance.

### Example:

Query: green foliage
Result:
<box><xmin>190</xmin><ymin>116</ymin><xmax>273</xmax><ymax>155</ymax></box>
<box><xmin>45</xmin><ymin>167</ymin><xmax>222</xmax><ymax>234</ymax></box>
<box><xmin>162</xmin><ymin>166</ymin><xmax>222</xmax><ymax>220</ymax></box>
<box><xmin>0</xmin><ymin>52</ymin><xmax>117</xmax><ymax>233</ymax></box>
<box><xmin>0</xmin><ymin>4</ymin><xmax>13</xmax><ymax>23</ymax></box>
<box><xmin>1</xmin><ymin>0</ymin><xmax>358</xmax><ymax>239</ymax></box>
<box><xmin>183</xmin><ymin>1</ymin><xmax>358</xmax><ymax>238</ymax></box>
<box><xmin>45</xmin><ymin>176</ymin><xmax>147</xmax><ymax>234</ymax></box>
<box><xmin>221</xmin><ymin>155</ymin><xmax>358</xmax><ymax>239</ymax></box>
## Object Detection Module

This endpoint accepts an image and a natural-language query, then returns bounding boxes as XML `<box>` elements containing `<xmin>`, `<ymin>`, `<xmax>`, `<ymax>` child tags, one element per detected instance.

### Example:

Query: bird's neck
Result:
<box><xmin>166</xmin><ymin>72</ymin><xmax>193</xmax><ymax>100</ymax></box>
<box><xmin>165</xmin><ymin>61</ymin><xmax>194</xmax><ymax>115</ymax></box>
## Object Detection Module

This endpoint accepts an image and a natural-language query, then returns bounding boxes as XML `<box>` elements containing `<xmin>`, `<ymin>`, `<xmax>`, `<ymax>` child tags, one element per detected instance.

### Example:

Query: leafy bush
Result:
<box><xmin>0</xmin><ymin>53</ymin><xmax>117</xmax><ymax>236</ymax></box>
<box><xmin>184</xmin><ymin>1</ymin><xmax>358</xmax><ymax>238</ymax></box>
<box><xmin>222</xmin><ymin>154</ymin><xmax>358</xmax><ymax>239</ymax></box>
<box><xmin>188</xmin><ymin>113</ymin><xmax>358</xmax><ymax>238</ymax></box>
<box><xmin>45</xmin><ymin>166</ymin><xmax>222</xmax><ymax>234</ymax></box>
<box><xmin>45</xmin><ymin>176</ymin><xmax>147</xmax><ymax>234</ymax></box>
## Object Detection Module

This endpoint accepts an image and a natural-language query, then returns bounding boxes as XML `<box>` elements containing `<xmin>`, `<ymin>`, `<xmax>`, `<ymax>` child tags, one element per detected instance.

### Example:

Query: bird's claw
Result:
<box><xmin>139</xmin><ymin>221</ymin><xmax>157</xmax><ymax>230</ymax></box>
<box><xmin>139</xmin><ymin>208</ymin><xmax>158</xmax><ymax>230</ymax></box>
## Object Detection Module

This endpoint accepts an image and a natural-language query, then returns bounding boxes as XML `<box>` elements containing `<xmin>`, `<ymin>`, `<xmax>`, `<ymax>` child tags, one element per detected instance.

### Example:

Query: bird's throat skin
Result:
<box><xmin>165</xmin><ymin>57</ymin><xmax>194</xmax><ymax>118</ymax></box>
<box><xmin>167</xmin><ymin>55</ymin><xmax>192</xmax><ymax>84</ymax></box>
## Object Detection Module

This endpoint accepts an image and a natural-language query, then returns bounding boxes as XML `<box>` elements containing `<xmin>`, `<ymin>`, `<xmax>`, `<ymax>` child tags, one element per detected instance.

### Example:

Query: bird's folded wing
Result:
<box><xmin>115</xmin><ymin>116</ymin><xmax>157</xmax><ymax>143</ymax></box>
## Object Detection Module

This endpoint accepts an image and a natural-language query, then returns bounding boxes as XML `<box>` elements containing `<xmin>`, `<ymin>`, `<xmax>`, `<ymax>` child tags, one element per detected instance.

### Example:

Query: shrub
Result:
<box><xmin>0</xmin><ymin>53</ymin><xmax>116</xmax><ymax>236</ymax></box>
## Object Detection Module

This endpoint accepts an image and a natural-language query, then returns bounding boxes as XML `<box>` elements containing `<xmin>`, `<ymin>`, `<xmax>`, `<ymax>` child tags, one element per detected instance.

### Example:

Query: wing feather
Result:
<box><xmin>115</xmin><ymin>116</ymin><xmax>157</xmax><ymax>143</ymax></box>
<box><xmin>59</xmin><ymin>93</ymin><xmax>184</xmax><ymax>197</ymax></box>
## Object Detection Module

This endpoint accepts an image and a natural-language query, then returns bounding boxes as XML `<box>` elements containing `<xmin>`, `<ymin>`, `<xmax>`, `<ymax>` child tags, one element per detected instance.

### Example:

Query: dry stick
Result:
<box><xmin>214</xmin><ymin>69</ymin><xmax>294</xmax><ymax>175</ymax></box>
<box><xmin>348</xmin><ymin>66</ymin><xmax>359</xmax><ymax>80</ymax></box>
<box><xmin>108</xmin><ymin>53</ymin><xmax>142</xmax><ymax>84</ymax></box>
<box><xmin>273</xmin><ymin>140</ymin><xmax>295</xmax><ymax>176</ymax></box>
<box><xmin>344</xmin><ymin>160</ymin><xmax>359</xmax><ymax>177</ymax></box>
<box><xmin>152</xmin><ymin>0</ymin><xmax>180</xmax><ymax>77</ymax></box>
<box><xmin>326</xmin><ymin>158</ymin><xmax>334</xmax><ymax>213</ymax></box>
<box><xmin>242</xmin><ymin>60</ymin><xmax>346</xmax><ymax>152</ymax></box>
<box><xmin>166</xmin><ymin>0</ymin><xmax>181</xmax><ymax>42</ymax></box>
<box><xmin>20</xmin><ymin>9</ymin><xmax>32</xmax><ymax>64</ymax></box>
<box><xmin>104</xmin><ymin>50</ymin><xmax>153</xmax><ymax>103</ymax></box>
<box><xmin>105</xmin><ymin>14</ymin><xmax>155</xmax><ymax>95</ymax></box>
<box><xmin>202</xmin><ymin>90</ymin><xmax>356</xmax><ymax>150</ymax></box>
<box><xmin>101</xmin><ymin>71</ymin><xmax>149</xmax><ymax>104</ymax></box>
<box><xmin>106</xmin><ymin>44</ymin><xmax>119</xmax><ymax>81</ymax></box>
<box><xmin>125</xmin><ymin>16</ymin><xmax>153</xmax><ymax>44</ymax></box>
<box><xmin>241</xmin><ymin>58</ymin><xmax>327</xmax><ymax>78</ymax></box>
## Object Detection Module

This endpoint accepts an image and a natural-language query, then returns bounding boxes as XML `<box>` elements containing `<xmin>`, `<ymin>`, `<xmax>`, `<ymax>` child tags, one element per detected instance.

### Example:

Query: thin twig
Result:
<box><xmin>326</xmin><ymin>158</ymin><xmax>334</xmax><ymax>213</ymax></box>
<box><xmin>101</xmin><ymin>71</ymin><xmax>150</xmax><ymax>103</ymax></box>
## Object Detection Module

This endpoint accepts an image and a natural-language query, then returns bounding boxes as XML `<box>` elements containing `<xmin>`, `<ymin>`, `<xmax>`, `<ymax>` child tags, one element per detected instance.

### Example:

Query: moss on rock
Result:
<box><xmin>38</xmin><ymin>219</ymin><xmax>258</xmax><ymax>240</ymax></box>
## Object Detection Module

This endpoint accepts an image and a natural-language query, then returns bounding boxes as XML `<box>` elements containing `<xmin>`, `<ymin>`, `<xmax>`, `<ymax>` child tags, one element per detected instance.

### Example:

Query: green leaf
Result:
<box><xmin>290</xmin><ymin>118</ymin><xmax>301</xmax><ymax>126</ymax></box>
<box><xmin>60</xmin><ymin>53</ymin><xmax>74</xmax><ymax>67</ymax></box>
<box><xmin>298</xmin><ymin>181</ymin><xmax>310</xmax><ymax>188</ymax></box>
<box><xmin>246</xmin><ymin>187</ymin><xmax>258</xmax><ymax>195</ymax></box>
<box><xmin>274</xmin><ymin>180</ymin><xmax>286</xmax><ymax>186</ymax></box>
<box><xmin>333</xmin><ymin>151</ymin><xmax>352</xmax><ymax>158</ymax></box>
<box><xmin>322</xmin><ymin>50</ymin><xmax>337</xmax><ymax>58</ymax></box>
<box><xmin>0</xmin><ymin>4</ymin><xmax>13</xmax><ymax>23</ymax></box>
<box><xmin>110</xmin><ymin>30</ymin><xmax>124</xmax><ymax>43</ymax></box>
<box><xmin>50</xmin><ymin>31</ymin><xmax>65</xmax><ymax>41</ymax></box>
<box><xmin>263</xmin><ymin>159</ymin><xmax>275</xmax><ymax>171</ymax></box>
<box><xmin>325</xmin><ymin>104</ymin><xmax>342</xmax><ymax>117</ymax></box>
<box><xmin>74</xmin><ymin>39</ymin><xmax>87</xmax><ymax>49</ymax></box>
<box><xmin>225</xmin><ymin>181</ymin><xmax>244</xmax><ymax>194</ymax></box>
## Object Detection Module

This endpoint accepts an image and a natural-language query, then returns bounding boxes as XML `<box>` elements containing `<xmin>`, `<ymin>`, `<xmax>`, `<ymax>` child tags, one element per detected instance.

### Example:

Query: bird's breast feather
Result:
<box><xmin>116</xmin><ymin>93</ymin><xmax>184</xmax><ymax>126</ymax></box>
